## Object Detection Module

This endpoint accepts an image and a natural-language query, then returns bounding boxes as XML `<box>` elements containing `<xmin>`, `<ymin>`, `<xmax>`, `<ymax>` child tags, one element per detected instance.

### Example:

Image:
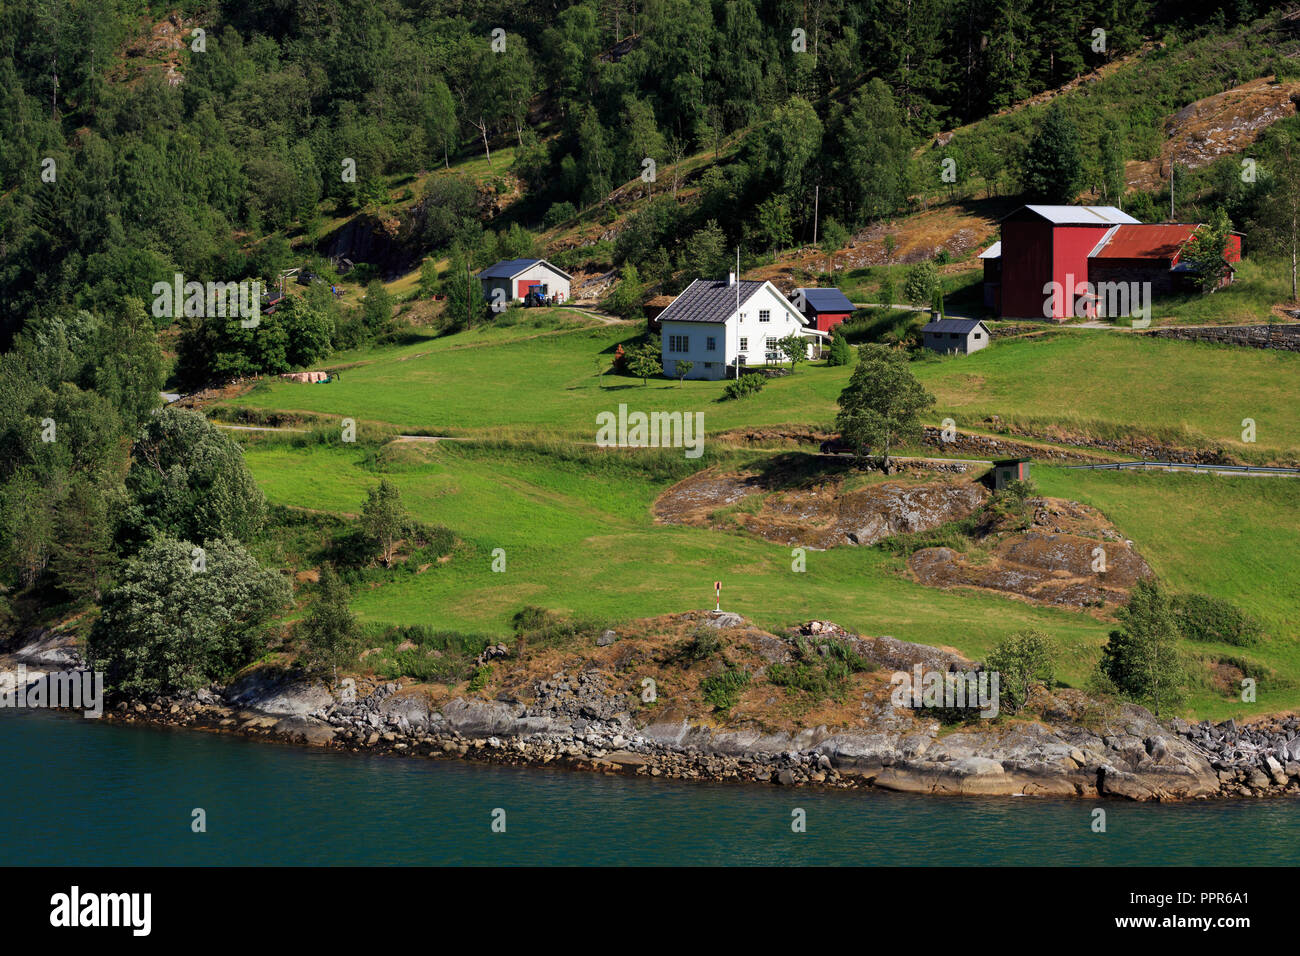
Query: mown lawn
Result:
<box><xmin>1036</xmin><ymin>466</ymin><xmax>1300</xmax><ymax>720</ymax></box>
<box><xmin>224</xmin><ymin>317</ymin><xmax>853</xmax><ymax>436</ymax></box>
<box><xmin>916</xmin><ymin>331</ymin><xmax>1300</xmax><ymax>459</ymax></box>
<box><xmin>240</xmin><ymin>437</ymin><xmax>1300</xmax><ymax>719</ymax></box>
<box><xmin>222</xmin><ymin>312</ymin><xmax>1300</xmax><ymax>460</ymax></box>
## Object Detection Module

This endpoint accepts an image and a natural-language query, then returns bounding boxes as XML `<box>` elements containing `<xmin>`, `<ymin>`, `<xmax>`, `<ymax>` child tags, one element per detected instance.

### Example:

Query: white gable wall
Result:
<box><xmin>731</xmin><ymin>284</ymin><xmax>810</xmax><ymax>370</ymax></box>
<box><xmin>662</xmin><ymin>320</ymin><xmax>728</xmax><ymax>379</ymax></box>
<box><xmin>510</xmin><ymin>262</ymin><xmax>571</xmax><ymax>301</ymax></box>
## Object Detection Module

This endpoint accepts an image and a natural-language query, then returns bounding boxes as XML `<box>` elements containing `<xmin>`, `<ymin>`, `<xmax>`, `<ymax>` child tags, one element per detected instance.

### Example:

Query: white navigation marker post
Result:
<box><xmin>714</xmin><ymin>581</ymin><xmax>721</xmax><ymax>612</ymax></box>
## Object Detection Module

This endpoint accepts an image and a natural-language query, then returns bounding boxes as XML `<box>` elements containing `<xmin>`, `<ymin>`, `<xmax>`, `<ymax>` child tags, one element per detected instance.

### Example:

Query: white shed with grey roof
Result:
<box><xmin>920</xmin><ymin>317</ymin><xmax>991</xmax><ymax>355</ymax></box>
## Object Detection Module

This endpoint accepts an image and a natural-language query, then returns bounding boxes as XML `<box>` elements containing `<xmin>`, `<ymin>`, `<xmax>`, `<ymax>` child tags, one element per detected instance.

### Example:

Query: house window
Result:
<box><xmin>949</xmin><ymin>333</ymin><xmax>959</xmax><ymax>340</ymax></box>
<box><xmin>739</xmin><ymin>337</ymin><xmax>748</xmax><ymax>351</ymax></box>
<box><xmin>759</xmin><ymin>310</ymin><xmax>771</xmax><ymax>323</ymax></box>
<box><xmin>765</xmin><ymin>337</ymin><xmax>778</xmax><ymax>350</ymax></box>
<box><xmin>704</xmin><ymin>362</ymin><xmax>716</xmax><ymax>369</ymax></box>
<box><xmin>668</xmin><ymin>334</ymin><xmax>690</xmax><ymax>353</ymax></box>
<box><xmin>706</xmin><ymin>336</ymin><xmax>716</xmax><ymax>351</ymax></box>
<box><xmin>973</xmin><ymin>332</ymin><xmax>983</xmax><ymax>340</ymax></box>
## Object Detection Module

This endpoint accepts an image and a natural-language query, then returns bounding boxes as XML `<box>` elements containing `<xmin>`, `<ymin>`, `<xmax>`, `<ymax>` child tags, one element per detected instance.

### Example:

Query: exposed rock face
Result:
<box><xmin>908</xmin><ymin>496</ymin><xmax>1153</xmax><ymax>609</ymax></box>
<box><xmin>654</xmin><ymin>468</ymin><xmax>987</xmax><ymax>549</ymax></box>
<box><xmin>29</xmin><ymin>614</ymin><xmax>1298</xmax><ymax>803</ymax></box>
<box><xmin>224</xmin><ymin>668</ymin><xmax>334</xmax><ymax>716</ymax></box>
<box><xmin>8</xmin><ymin>629</ymin><xmax>83</xmax><ymax>668</ymax></box>
<box><xmin>910</xmin><ymin>534</ymin><xmax>1151</xmax><ymax>608</ymax></box>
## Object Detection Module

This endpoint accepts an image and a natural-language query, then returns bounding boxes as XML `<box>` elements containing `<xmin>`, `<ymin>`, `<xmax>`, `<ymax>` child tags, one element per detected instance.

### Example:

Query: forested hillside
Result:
<box><xmin>6</xmin><ymin>0</ymin><xmax>1300</xmax><ymax>718</ymax></box>
<box><xmin>1</xmin><ymin>0</ymin><xmax>1289</xmax><ymax>348</ymax></box>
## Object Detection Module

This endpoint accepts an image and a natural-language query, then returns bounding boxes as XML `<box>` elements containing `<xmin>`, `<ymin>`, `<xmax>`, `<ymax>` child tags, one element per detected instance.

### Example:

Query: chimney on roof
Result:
<box><xmin>727</xmin><ymin>271</ymin><xmax>736</xmax><ymax>285</ymax></box>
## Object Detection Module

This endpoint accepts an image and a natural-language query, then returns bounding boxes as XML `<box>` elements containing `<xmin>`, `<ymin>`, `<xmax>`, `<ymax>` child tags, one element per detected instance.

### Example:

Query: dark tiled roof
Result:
<box><xmin>656</xmin><ymin>279</ymin><xmax>765</xmax><ymax>324</ymax></box>
<box><xmin>796</xmin><ymin>287</ymin><xmax>855</xmax><ymax>313</ymax></box>
<box><xmin>921</xmin><ymin>318</ymin><xmax>987</xmax><ymax>334</ymax></box>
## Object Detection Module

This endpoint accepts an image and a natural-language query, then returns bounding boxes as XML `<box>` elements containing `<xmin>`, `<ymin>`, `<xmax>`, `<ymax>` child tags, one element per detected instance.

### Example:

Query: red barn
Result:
<box><xmin>996</xmin><ymin>205</ymin><xmax>1139</xmax><ymax>321</ymax></box>
<box><xmin>1089</xmin><ymin>223</ymin><xmax>1243</xmax><ymax>294</ymax></box>
<box><xmin>984</xmin><ymin>206</ymin><xmax>1244</xmax><ymax>322</ymax></box>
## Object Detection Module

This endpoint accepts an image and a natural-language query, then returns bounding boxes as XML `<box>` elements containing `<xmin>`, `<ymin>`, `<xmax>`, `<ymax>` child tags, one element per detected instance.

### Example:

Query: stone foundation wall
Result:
<box><xmin>1147</xmin><ymin>324</ymin><xmax>1300</xmax><ymax>352</ymax></box>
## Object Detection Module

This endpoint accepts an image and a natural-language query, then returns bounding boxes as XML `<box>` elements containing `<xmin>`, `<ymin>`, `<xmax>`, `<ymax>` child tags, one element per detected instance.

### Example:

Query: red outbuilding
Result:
<box><xmin>793</xmin><ymin>287</ymin><xmax>856</xmax><ymax>333</ymax></box>
<box><xmin>995</xmin><ymin>205</ymin><xmax>1139</xmax><ymax>321</ymax></box>
<box><xmin>982</xmin><ymin>206</ymin><xmax>1244</xmax><ymax>322</ymax></box>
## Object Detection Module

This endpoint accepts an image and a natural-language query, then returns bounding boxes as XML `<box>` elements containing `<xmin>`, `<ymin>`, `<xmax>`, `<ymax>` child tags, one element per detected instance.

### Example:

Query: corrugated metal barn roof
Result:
<box><xmin>1090</xmin><ymin>223</ymin><xmax>1199</xmax><ymax>260</ymax></box>
<box><xmin>1005</xmin><ymin>205</ymin><xmax>1141</xmax><ymax>225</ymax></box>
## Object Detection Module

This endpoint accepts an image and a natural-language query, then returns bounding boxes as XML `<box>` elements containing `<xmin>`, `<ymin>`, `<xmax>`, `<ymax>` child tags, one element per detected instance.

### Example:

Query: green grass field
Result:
<box><xmin>239</xmin><ymin>434</ymin><xmax>1300</xmax><ymax>719</ymax></box>
<box><xmin>223</xmin><ymin>315</ymin><xmax>853</xmax><ymax>436</ymax></box>
<box><xmin>916</xmin><ymin>332</ymin><xmax>1300</xmax><ymax>460</ymax></box>
<box><xmin>222</xmin><ymin>313</ymin><xmax>1300</xmax><ymax>462</ymax></box>
<box><xmin>218</xmin><ymin>310</ymin><xmax>1300</xmax><ymax>719</ymax></box>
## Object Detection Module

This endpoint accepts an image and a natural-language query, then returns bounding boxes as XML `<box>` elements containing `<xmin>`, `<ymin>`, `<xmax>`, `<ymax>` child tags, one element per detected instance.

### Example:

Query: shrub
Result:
<box><xmin>511</xmin><ymin>605</ymin><xmax>550</xmax><ymax>632</ymax></box>
<box><xmin>902</xmin><ymin>261</ymin><xmax>939</xmax><ymax>305</ymax></box>
<box><xmin>721</xmin><ymin>373</ymin><xmax>767</xmax><ymax>400</ymax></box>
<box><xmin>1172</xmin><ymin>593</ymin><xmax>1264</xmax><ymax>647</ymax></box>
<box><xmin>908</xmin><ymin>672</ymin><xmax>993</xmax><ymax>725</ymax></box>
<box><xmin>826</xmin><ymin>333</ymin><xmax>855</xmax><ymax>367</ymax></box>
<box><xmin>680</xmin><ymin>627</ymin><xmax>722</xmax><ymax>661</ymax></box>
<box><xmin>509</xmin><ymin>605</ymin><xmax>604</xmax><ymax>649</ymax></box>
<box><xmin>544</xmin><ymin>201</ymin><xmax>578</xmax><ymax>227</ymax></box>
<box><xmin>819</xmin><ymin>217</ymin><xmax>850</xmax><ymax>252</ymax></box>
<box><xmin>985</xmin><ymin>629</ymin><xmax>1056</xmax><ymax>714</ymax></box>
<box><xmin>766</xmin><ymin>636</ymin><xmax>874</xmax><ymax>700</ymax></box>
<box><xmin>701</xmin><ymin>666</ymin><xmax>750</xmax><ymax>711</ymax></box>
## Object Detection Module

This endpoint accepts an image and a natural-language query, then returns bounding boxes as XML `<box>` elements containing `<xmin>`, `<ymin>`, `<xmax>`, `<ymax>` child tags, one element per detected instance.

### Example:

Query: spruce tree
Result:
<box><xmin>1022</xmin><ymin>106</ymin><xmax>1085</xmax><ymax>203</ymax></box>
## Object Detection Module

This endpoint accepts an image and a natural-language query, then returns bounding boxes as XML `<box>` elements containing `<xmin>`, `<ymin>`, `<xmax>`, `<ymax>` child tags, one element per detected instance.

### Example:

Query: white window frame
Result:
<box><xmin>759</xmin><ymin>309</ymin><xmax>771</xmax><ymax>323</ymax></box>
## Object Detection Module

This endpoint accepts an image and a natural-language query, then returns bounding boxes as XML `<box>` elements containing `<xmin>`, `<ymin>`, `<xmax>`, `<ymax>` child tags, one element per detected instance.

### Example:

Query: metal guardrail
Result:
<box><xmin>1066</xmin><ymin>461</ymin><xmax>1300</xmax><ymax>476</ymax></box>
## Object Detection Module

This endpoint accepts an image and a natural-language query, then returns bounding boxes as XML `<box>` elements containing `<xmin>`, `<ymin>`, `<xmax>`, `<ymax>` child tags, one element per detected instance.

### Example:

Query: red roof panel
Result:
<box><xmin>1092</xmin><ymin>224</ymin><xmax>1199</xmax><ymax>261</ymax></box>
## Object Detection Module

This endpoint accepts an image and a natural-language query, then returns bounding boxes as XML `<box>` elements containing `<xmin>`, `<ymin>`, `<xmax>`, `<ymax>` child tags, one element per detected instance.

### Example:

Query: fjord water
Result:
<box><xmin>3</xmin><ymin>709</ymin><xmax>1296</xmax><ymax>866</ymax></box>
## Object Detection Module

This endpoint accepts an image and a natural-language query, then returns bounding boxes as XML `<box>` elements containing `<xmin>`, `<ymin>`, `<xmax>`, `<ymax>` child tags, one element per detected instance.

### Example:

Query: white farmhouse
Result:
<box><xmin>658</xmin><ymin>275</ymin><xmax>827</xmax><ymax>380</ymax></box>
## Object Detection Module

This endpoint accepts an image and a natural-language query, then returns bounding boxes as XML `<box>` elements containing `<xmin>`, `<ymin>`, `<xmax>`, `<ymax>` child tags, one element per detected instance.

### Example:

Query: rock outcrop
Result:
<box><xmin>13</xmin><ymin>617</ymin><xmax>1295</xmax><ymax>802</ymax></box>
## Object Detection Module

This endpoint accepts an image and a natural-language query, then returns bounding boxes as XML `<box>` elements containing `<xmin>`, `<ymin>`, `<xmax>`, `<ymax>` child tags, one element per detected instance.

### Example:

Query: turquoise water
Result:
<box><xmin>3</xmin><ymin>709</ymin><xmax>1297</xmax><ymax>866</ymax></box>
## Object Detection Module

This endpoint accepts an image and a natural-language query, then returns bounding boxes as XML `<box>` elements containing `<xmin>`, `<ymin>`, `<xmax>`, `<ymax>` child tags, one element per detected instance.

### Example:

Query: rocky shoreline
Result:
<box><xmin>9</xmin><ymin>619</ymin><xmax>1300</xmax><ymax>803</ymax></box>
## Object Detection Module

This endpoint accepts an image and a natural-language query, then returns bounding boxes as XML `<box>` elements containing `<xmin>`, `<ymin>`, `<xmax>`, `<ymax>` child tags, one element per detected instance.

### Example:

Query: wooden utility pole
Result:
<box><xmin>812</xmin><ymin>185</ymin><xmax>820</xmax><ymax>246</ymax></box>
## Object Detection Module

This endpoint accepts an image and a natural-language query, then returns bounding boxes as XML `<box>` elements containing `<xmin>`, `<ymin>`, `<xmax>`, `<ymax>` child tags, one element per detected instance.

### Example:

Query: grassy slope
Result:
<box><xmin>243</xmin><ymin>439</ymin><xmax>1099</xmax><ymax>661</ymax></box>
<box><xmin>223</xmin><ymin>317</ymin><xmax>1300</xmax><ymax>459</ymax></box>
<box><xmin>224</xmin><ymin>319</ymin><xmax>853</xmax><ymax>436</ymax></box>
<box><xmin>240</xmin><ymin>436</ymin><xmax>1300</xmax><ymax>719</ymax></box>
<box><xmin>1036</xmin><ymin>467</ymin><xmax>1300</xmax><ymax>720</ymax></box>
<box><xmin>916</xmin><ymin>332</ymin><xmax>1300</xmax><ymax>459</ymax></box>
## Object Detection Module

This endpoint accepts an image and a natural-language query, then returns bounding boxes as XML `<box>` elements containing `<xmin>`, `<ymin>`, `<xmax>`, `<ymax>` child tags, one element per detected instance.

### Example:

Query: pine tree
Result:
<box><xmin>1022</xmin><ymin>106</ymin><xmax>1085</xmax><ymax>203</ymax></box>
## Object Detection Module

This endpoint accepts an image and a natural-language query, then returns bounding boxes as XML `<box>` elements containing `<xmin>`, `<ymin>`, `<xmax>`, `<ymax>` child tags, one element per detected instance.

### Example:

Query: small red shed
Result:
<box><xmin>794</xmin><ymin>287</ymin><xmax>856</xmax><ymax>333</ymax></box>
